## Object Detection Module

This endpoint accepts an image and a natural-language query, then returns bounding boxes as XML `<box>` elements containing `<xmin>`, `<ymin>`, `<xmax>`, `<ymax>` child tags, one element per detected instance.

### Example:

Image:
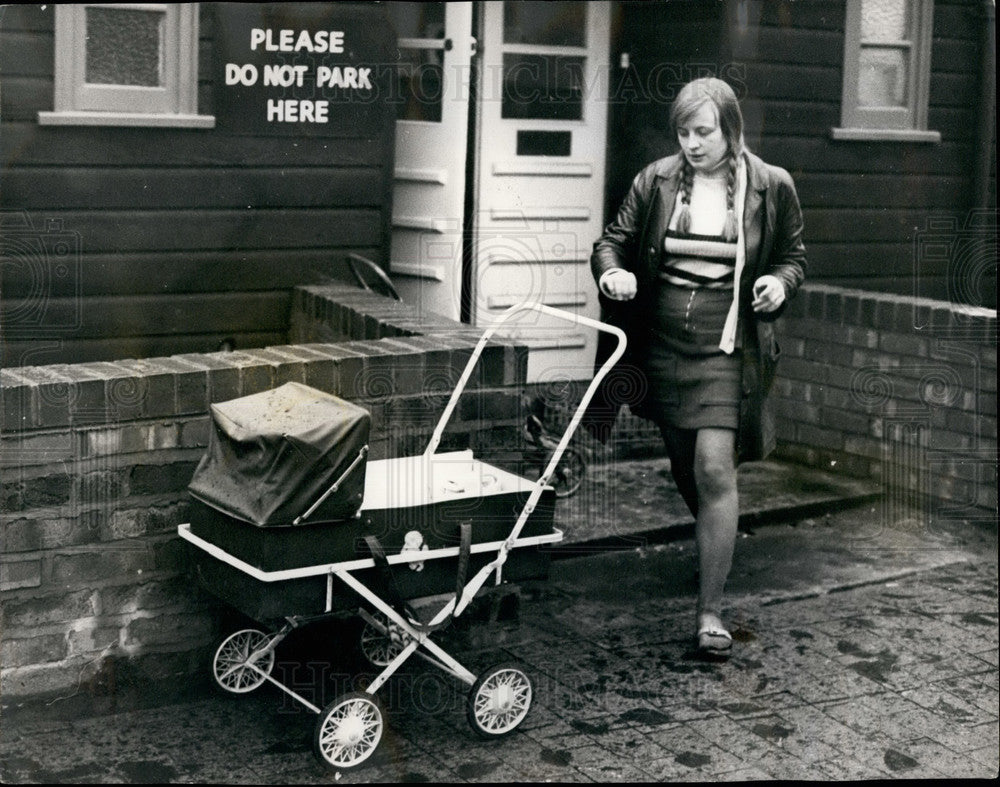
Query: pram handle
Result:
<box><xmin>424</xmin><ymin>301</ymin><xmax>627</xmax><ymax>464</ymax></box>
<box><xmin>421</xmin><ymin>302</ymin><xmax>626</xmax><ymax>615</ymax></box>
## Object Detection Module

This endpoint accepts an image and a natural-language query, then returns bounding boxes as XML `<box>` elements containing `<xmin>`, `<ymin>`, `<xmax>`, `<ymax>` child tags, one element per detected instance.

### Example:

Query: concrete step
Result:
<box><xmin>551</xmin><ymin>458</ymin><xmax>881</xmax><ymax>555</ymax></box>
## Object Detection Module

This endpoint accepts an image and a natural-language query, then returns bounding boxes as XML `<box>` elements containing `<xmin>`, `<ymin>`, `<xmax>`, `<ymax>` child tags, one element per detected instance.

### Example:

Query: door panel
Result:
<box><xmin>388</xmin><ymin>2</ymin><xmax>474</xmax><ymax>321</ymax></box>
<box><xmin>471</xmin><ymin>1</ymin><xmax>610</xmax><ymax>383</ymax></box>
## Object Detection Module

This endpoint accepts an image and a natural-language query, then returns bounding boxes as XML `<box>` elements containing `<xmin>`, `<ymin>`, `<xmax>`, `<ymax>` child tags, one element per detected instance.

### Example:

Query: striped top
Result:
<box><xmin>661</xmin><ymin>171</ymin><xmax>736</xmax><ymax>289</ymax></box>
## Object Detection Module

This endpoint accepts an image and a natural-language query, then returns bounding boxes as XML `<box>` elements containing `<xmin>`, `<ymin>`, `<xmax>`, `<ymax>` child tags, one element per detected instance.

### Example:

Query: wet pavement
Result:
<box><xmin>1</xmin><ymin>457</ymin><xmax>997</xmax><ymax>782</ymax></box>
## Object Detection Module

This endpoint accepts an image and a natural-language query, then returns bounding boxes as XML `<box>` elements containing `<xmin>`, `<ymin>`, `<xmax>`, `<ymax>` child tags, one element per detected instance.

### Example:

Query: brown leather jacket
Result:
<box><xmin>587</xmin><ymin>151</ymin><xmax>807</xmax><ymax>462</ymax></box>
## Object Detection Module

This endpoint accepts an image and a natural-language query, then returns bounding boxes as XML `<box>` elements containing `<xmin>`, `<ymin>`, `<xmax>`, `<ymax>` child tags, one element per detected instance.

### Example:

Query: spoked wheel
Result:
<box><xmin>212</xmin><ymin>628</ymin><xmax>275</xmax><ymax>694</ymax></box>
<box><xmin>359</xmin><ymin>613</ymin><xmax>408</xmax><ymax>667</ymax></box>
<box><xmin>313</xmin><ymin>692</ymin><xmax>384</xmax><ymax>770</ymax></box>
<box><xmin>551</xmin><ymin>447</ymin><xmax>586</xmax><ymax>498</ymax></box>
<box><xmin>466</xmin><ymin>662</ymin><xmax>533</xmax><ymax>738</ymax></box>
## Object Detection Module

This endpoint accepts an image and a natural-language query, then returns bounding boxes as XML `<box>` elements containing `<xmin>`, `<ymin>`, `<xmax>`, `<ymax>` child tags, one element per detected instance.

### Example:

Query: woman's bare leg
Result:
<box><xmin>692</xmin><ymin>427</ymin><xmax>738</xmax><ymax>630</ymax></box>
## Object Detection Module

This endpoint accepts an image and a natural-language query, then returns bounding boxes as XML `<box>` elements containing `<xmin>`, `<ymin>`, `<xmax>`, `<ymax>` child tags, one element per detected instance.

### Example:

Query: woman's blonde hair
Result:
<box><xmin>669</xmin><ymin>77</ymin><xmax>745</xmax><ymax>241</ymax></box>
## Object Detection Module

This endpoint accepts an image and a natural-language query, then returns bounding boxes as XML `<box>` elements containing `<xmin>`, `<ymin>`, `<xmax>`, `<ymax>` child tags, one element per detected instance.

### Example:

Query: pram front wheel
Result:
<box><xmin>212</xmin><ymin>628</ymin><xmax>275</xmax><ymax>694</ymax></box>
<box><xmin>359</xmin><ymin>612</ymin><xmax>408</xmax><ymax>667</ymax></box>
<box><xmin>313</xmin><ymin>691</ymin><xmax>384</xmax><ymax>770</ymax></box>
<box><xmin>466</xmin><ymin>662</ymin><xmax>533</xmax><ymax>738</ymax></box>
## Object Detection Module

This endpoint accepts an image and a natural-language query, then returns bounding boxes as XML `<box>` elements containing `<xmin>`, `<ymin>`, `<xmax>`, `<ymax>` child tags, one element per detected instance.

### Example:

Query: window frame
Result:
<box><xmin>832</xmin><ymin>0</ymin><xmax>940</xmax><ymax>142</ymax></box>
<box><xmin>38</xmin><ymin>3</ymin><xmax>214</xmax><ymax>128</ymax></box>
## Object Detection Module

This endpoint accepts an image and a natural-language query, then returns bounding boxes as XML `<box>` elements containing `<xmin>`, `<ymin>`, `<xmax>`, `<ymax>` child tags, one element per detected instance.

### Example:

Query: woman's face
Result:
<box><xmin>676</xmin><ymin>101</ymin><xmax>728</xmax><ymax>173</ymax></box>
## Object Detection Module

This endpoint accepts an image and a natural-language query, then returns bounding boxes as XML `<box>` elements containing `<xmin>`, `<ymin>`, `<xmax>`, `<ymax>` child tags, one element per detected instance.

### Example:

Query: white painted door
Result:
<box><xmin>387</xmin><ymin>2</ymin><xmax>474</xmax><ymax>321</ymax></box>
<box><xmin>470</xmin><ymin>1</ymin><xmax>610</xmax><ymax>383</ymax></box>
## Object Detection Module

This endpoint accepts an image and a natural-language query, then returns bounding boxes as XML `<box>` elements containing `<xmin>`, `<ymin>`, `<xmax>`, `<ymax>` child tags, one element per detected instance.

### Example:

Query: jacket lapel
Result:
<box><xmin>655</xmin><ymin>158</ymin><xmax>682</xmax><ymax>225</ymax></box>
<box><xmin>645</xmin><ymin>157</ymin><xmax>682</xmax><ymax>277</ymax></box>
<box><xmin>742</xmin><ymin>154</ymin><xmax>768</xmax><ymax>273</ymax></box>
<box><xmin>651</xmin><ymin>156</ymin><xmax>681</xmax><ymax>243</ymax></box>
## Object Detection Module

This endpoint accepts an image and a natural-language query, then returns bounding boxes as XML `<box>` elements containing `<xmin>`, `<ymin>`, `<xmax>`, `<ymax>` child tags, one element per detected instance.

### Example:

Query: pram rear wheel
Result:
<box><xmin>466</xmin><ymin>662</ymin><xmax>533</xmax><ymax>738</ymax></box>
<box><xmin>359</xmin><ymin>613</ymin><xmax>408</xmax><ymax>667</ymax></box>
<box><xmin>212</xmin><ymin>628</ymin><xmax>275</xmax><ymax>694</ymax></box>
<box><xmin>314</xmin><ymin>691</ymin><xmax>384</xmax><ymax>770</ymax></box>
<box><xmin>551</xmin><ymin>447</ymin><xmax>586</xmax><ymax>498</ymax></box>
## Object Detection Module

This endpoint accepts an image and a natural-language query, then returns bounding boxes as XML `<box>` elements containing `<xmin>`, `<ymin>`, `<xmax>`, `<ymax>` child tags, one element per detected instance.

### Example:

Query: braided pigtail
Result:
<box><xmin>675</xmin><ymin>159</ymin><xmax>695</xmax><ymax>234</ymax></box>
<box><xmin>721</xmin><ymin>152</ymin><xmax>739</xmax><ymax>242</ymax></box>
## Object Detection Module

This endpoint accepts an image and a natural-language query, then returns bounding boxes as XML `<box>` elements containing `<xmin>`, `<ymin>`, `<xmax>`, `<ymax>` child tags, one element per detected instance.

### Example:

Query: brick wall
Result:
<box><xmin>0</xmin><ymin>286</ymin><xmax>527</xmax><ymax>705</ymax></box>
<box><xmin>2</xmin><ymin>282</ymin><xmax>995</xmax><ymax>709</ymax></box>
<box><xmin>773</xmin><ymin>283</ymin><xmax>998</xmax><ymax>518</ymax></box>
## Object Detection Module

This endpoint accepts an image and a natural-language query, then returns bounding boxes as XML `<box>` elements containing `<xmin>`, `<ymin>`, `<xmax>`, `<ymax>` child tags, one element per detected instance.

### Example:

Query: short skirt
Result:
<box><xmin>642</xmin><ymin>282</ymin><xmax>742</xmax><ymax>430</ymax></box>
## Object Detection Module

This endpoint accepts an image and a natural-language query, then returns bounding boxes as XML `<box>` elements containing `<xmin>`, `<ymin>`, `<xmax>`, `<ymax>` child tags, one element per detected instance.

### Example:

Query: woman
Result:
<box><xmin>591</xmin><ymin>77</ymin><xmax>806</xmax><ymax>657</ymax></box>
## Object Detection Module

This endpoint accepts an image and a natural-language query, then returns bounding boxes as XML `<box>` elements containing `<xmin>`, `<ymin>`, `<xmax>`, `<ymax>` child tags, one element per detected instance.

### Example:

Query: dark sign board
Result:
<box><xmin>214</xmin><ymin>2</ymin><xmax>396</xmax><ymax>137</ymax></box>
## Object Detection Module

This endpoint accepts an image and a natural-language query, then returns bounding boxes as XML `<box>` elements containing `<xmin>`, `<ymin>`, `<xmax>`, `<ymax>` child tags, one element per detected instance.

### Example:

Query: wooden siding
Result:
<box><xmin>609</xmin><ymin>0</ymin><xmax>993</xmax><ymax>306</ymax></box>
<box><xmin>0</xmin><ymin>4</ymin><xmax>396</xmax><ymax>366</ymax></box>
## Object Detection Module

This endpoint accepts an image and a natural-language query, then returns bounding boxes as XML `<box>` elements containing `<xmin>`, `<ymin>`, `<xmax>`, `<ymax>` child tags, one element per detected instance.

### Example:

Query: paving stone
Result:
<box><xmin>506</xmin><ymin>748</ymin><xmax>584</xmax><ymax>783</ymax></box>
<box><xmin>813</xmin><ymin>755</ymin><xmax>887</xmax><ymax>780</ymax></box>
<box><xmin>170</xmin><ymin>760</ymin><xmax>270</xmax><ymax>785</ymax></box>
<box><xmin>781</xmin><ymin>663</ymin><xmax>886</xmax><ymax>703</ymax></box>
<box><xmin>709</xmin><ymin>764</ymin><xmax>782</xmax><ymax>780</ymax></box>
<box><xmin>743</xmin><ymin>746</ymin><xmax>822</xmax><ymax>780</ymax></box>
<box><xmin>450</xmin><ymin>755</ymin><xmax>530</xmax><ymax>782</ymax></box>
<box><xmin>891</xmin><ymin>736</ymin><xmax>997</xmax><ymax>779</ymax></box>
<box><xmin>565</xmin><ymin>758</ymin><xmax>651</xmax><ymax>781</ymax></box>
<box><xmin>763</xmin><ymin>705</ymin><xmax>873</xmax><ymax>763</ymax></box>
<box><xmin>890</xmin><ymin>649</ymin><xmax>997</xmax><ymax>687</ymax></box>
<box><xmin>644</xmin><ymin>743</ymin><xmax>747</xmax><ymax>778</ymax></box>
<box><xmin>516</xmin><ymin>705</ymin><xmax>580</xmax><ymax>738</ymax></box>
<box><xmin>966</xmin><ymin>739</ymin><xmax>1000</xmax><ymax>771</ymax></box>
<box><xmin>817</xmin><ymin>693</ymin><xmax>937</xmax><ymax>740</ymax></box>
<box><xmin>685</xmin><ymin>713</ymin><xmax>783</xmax><ymax>764</ymax></box>
<box><xmin>940</xmin><ymin>670</ymin><xmax>1000</xmax><ymax>707</ymax></box>
<box><xmin>923</xmin><ymin>718</ymin><xmax>1000</xmax><ymax>756</ymax></box>
<box><xmin>1</xmin><ymin>476</ymin><xmax>995</xmax><ymax>783</ymax></box>
<box><xmin>568</xmin><ymin>725</ymin><xmax>676</xmax><ymax>764</ymax></box>
<box><xmin>970</xmin><ymin>646</ymin><xmax>999</xmax><ymax>668</ymax></box>
<box><xmin>720</xmin><ymin>690</ymin><xmax>806</xmax><ymax>718</ymax></box>
<box><xmin>900</xmin><ymin>684</ymin><xmax>995</xmax><ymax>727</ymax></box>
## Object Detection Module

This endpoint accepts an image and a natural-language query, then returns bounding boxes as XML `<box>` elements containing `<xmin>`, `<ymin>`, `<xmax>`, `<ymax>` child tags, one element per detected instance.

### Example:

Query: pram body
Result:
<box><xmin>177</xmin><ymin>303</ymin><xmax>626</xmax><ymax>771</ymax></box>
<box><xmin>187</xmin><ymin>451</ymin><xmax>558</xmax><ymax>621</ymax></box>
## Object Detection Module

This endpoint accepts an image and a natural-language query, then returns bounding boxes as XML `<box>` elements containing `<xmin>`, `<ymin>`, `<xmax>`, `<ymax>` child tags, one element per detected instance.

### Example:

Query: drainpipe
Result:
<box><xmin>973</xmin><ymin>0</ymin><xmax>995</xmax><ymax>210</ymax></box>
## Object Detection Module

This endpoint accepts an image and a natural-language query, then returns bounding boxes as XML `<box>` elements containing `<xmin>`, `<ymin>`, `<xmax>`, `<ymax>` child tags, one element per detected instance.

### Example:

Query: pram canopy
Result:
<box><xmin>188</xmin><ymin>382</ymin><xmax>370</xmax><ymax>526</ymax></box>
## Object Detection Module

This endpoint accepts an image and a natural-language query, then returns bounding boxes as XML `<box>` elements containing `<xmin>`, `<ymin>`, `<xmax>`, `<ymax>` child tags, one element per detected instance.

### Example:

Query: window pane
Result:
<box><xmin>502</xmin><ymin>54</ymin><xmax>584</xmax><ymax>120</ymax></box>
<box><xmin>383</xmin><ymin>1</ymin><xmax>445</xmax><ymax>39</ymax></box>
<box><xmin>85</xmin><ymin>7</ymin><xmax>164</xmax><ymax>87</ymax></box>
<box><xmin>517</xmin><ymin>130</ymin><xmax>572</xmax><ymax>156</ymax></box>
<box><xmin>861</xmin><ymin>0</ymin><xmax>910</xmax><ymax>42</ymax></box>
<box><xmin>504</xmin><ymin>1</ymin><xmax>585</xmax><ymax>47</ymax></box>
<box><xmin>395</xmin><ymin>48</ymin><xmax>443</xmax><ymax>122</ymax></box>
<box><xmin>858</xmin><ymin>47</ymin><xmax>909</xmax><ymax>106</ymax></box>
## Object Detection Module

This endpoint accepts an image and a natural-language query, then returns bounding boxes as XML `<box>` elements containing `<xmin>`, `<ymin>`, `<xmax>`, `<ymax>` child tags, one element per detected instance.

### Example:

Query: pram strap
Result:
<box><xmin>362</xmin><ymin>524</ymin><xmax>472</xmax><ymax>634</ymax></box>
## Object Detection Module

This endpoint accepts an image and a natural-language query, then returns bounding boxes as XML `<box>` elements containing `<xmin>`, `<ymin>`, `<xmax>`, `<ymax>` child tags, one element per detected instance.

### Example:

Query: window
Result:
<box><xmin>38</xmin><ymin>3</ymin><xmax>213</xmax><ymax>128</ymax></box>
<box><xmin>383</xmin><ymin>1</ymin><xmax>446</xmax><ymax>122</ymax></box>
<box><xmin>832</xmin><ymin>0</ymin><xmax>940</xmax><ymax>142</ymax></box>
<box><xmin>500</xmin><ymin>0</ymin><xmax>588</xmax><ymax>121</ymax></box>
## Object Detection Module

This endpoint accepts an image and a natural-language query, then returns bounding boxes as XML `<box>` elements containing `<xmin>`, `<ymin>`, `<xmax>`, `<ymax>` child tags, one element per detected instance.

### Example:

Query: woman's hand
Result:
<box><xmin>600</xmin><ymin>269</ymin><xmax>638</xmax><ymax>301</ymax></box>
<box><xmin>752</xmin><ymin>275</ymin><xmax>785</xmax><ymax>313</ymax></box>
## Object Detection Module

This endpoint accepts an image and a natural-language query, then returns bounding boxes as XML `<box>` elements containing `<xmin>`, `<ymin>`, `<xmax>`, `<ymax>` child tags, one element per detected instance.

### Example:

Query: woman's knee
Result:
<box><xmin>693</xmin><ymin>431</ymin><xmax>737</xmax><ymax>498</ymax></box>
<box><xmin>694</xmin><ymin>457</ymin><xmax>735</xmax><ymax>499</ymax></box>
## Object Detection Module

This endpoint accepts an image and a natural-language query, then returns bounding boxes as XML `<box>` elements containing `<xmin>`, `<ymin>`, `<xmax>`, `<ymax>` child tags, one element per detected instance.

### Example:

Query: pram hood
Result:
<box><xmin>188</xmin><ymin>382</ymin><xmax>370</xmax><ymax>526</ymax></box>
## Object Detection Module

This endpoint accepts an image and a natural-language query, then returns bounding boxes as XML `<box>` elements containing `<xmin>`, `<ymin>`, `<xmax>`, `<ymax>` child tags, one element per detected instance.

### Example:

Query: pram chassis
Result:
<box><xmin>177</xmin><ymin>302</ymin><xmax>627</xmax><ymax>770</ymax></box>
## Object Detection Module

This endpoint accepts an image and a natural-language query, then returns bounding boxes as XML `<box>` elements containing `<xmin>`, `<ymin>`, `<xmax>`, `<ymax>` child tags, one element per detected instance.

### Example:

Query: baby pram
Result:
<box><xmin>177</xmin><ymin>302</ymin><xmax>626</xmax><ymax>770</ymax></box>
